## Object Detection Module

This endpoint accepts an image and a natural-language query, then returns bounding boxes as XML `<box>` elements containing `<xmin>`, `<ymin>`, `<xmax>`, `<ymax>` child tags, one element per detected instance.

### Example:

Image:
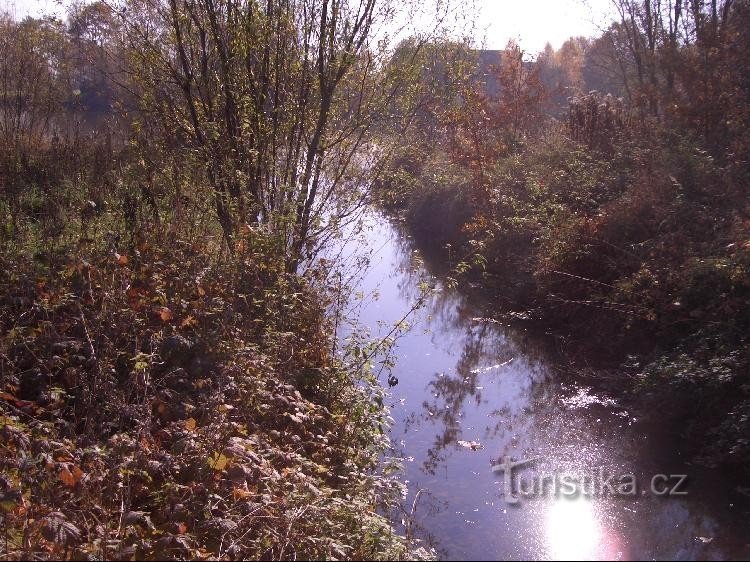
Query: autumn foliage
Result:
<box><xmin>0</xmin><ymin>2</ymin><xmax>421</xmax><ymax>559</ymax></box>
<box><xmin>379</xmin><ymin>0</ymin><xmax>750</xmax><ymax>476</ymax></box>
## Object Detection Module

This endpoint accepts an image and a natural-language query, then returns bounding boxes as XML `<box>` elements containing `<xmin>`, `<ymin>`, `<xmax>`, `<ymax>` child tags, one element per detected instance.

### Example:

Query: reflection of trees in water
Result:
<box><xmin>385</xmin><ymin>216</ymin><xmax>555</xmax><ymax>475</ymax></box>
<box><xmin>382</xmin><ymin>216</ymin><xmax>743</xmax><ymax>560</ymax></box>
<box><xmin>391</xmin><ymin>217</ymin><xmax>737</xmax><ymax>556</ymax></box>
<box><xmin>388</xmin><ymin>215</ymin><xmax>554</xmax><ymax>360</ymax></box>
<box><xmin>414</xmin><ymin>316</ymin><xmax>556</xmax><ymax>475</ymax></box>
<box><xmin>421</xmin><ymin>321</ymin><xmax>495</xmax><ymax>475</ymax></box>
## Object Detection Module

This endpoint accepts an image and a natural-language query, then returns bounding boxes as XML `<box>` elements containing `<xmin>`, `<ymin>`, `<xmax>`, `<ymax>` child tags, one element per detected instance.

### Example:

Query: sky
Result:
<box><xmin>1</xmin><ymin>0</ymin><xmax>66</xmax><ymax>20</ymax></box>
<box><xmin>475</xmin><ymin>0</ymin><xmax>616</xmax><ymax>52</ymax></box>
<box><xmin>3</xmin><ymin>0</ymin><xmax>617</xmax><ymax>54</ymax></box>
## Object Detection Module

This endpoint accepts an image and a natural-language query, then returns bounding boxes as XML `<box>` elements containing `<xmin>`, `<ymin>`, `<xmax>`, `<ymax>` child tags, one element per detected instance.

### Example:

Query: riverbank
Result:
<box><xmin>376</xmin><ymin>116</ymin><xmax>750</xmax><ymax>483</ymax></box>
<box><xmin>0</xmin><ymin>187</ymin><xmax>425</xmax><ymax>560</ymax></box>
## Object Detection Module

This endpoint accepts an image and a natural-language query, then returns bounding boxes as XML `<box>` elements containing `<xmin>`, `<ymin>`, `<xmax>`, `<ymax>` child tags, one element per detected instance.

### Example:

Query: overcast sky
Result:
<box><xmin>2</xmin><ymin>0</ymin><xmax>66</xmax><ymax>20</ymax></box>
<box><xmin>3</xmin><ymin>0</ymin><xmax>617</xmax><ymax>54</ymax></box>
<box><xmin>476</xmin><ymin>0</ymin><xmax>615</xmax><ymax>51</ymax></box>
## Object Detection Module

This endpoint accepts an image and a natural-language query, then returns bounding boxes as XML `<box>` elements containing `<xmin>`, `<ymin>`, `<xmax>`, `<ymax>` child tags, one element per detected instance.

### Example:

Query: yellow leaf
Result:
<box><xmin>209</xmin><ymin>453</ymin><xmax>229</xmax><ymax>471</ymax></box>
<box><xmin>184</xmin><ymin>417</ymin><xmax>197</xmax><ymax>431</ymax></box>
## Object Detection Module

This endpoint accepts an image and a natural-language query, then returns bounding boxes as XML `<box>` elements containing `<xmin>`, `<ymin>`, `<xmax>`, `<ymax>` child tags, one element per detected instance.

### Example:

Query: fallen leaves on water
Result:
<box><xmin>457</xmin><ymin>440</ymin><xmax>483</xmax><ymax>451</ymax></box>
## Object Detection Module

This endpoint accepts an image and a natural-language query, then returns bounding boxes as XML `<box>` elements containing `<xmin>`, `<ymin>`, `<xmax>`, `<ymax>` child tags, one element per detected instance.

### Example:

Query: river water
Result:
<box><xmin>332</xmin><ymin>211</ymin><xmax>748</xmax><ymax>561</ymax></box>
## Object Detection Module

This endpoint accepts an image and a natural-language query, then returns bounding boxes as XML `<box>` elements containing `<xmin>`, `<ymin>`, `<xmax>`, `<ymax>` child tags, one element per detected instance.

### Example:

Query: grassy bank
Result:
<box><xmin>0</xmin><ymin>2</ymin><xmax>455</xmax><ymax>556</ymax></box>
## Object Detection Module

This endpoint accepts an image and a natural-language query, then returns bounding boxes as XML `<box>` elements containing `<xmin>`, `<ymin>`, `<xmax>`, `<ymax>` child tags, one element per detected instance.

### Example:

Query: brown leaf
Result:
<box><xmin>59</xmin><ymin>464</ymin><xmax>84</xmax><ymax>487</ymax></box>
<box><xmin>114</xmin><ymin>253</ymin><xmax>129</xmax><ymax>265</ymax></box>
<box><xmin>127</xmin><ymin>286</ymin><xmax>146</xmax><ymax>311</ymax></box>
<box><xmin>157</xmin><ymin>307</ymin><xmax>173</xmax><ymax>322</ymax></box>
<box><xmin>232</xmin><ymin>486</ymin><xmax>254</xmax><ymax>500</ymax></box>
<box><xmin>72</xmin><ymin>465</ymin><xmax>84</xmax><ymax>483</ymax></box>
<box><xmin>184</xmin><ymin>417</ymin><xmax>197</xmax><ymax>431</ymax></box>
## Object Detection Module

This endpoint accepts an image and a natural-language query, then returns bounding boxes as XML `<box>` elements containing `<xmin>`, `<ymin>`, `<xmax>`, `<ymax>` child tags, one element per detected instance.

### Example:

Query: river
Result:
<box><xmin>331</xmin><ymin>210</ymin><xmax>748</xmax><ymax>561</ymax></box>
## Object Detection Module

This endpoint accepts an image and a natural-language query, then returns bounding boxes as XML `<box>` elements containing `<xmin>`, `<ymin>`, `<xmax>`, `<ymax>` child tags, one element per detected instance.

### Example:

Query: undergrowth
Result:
<box><xmin>0</xmin><ymin>174</ymin><xmax>429</xmax><ymax>559</ymax></box>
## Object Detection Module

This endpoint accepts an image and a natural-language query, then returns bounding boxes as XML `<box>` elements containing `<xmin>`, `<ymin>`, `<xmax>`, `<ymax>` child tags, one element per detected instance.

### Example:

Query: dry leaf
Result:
<box><xmin>232</xmin><ymin>487</ymin><xmax>254</xmax><ymax>500</ymax></box>
<box><xmin>115</xmin><ymin>253</ymin><xmax>128</xmax><ymax>265</ymax></box>
<box><xmin>71</xmin><ymin>465</ymin><xmax>84</xmax><ymax>483</ymax></box>
<box><xmin>59</xmin><ymin>467</ymin><xmax>76</xmax><ymax>487</ymax></box>
<box><xmin>0</xmin><ymin>490</ymin><xmax>23</xmax><ymax>513</ymax></box>
<box><xmin>209</xmin><ymin>453</ymin><xmax>229</xmax><ymax>471</ymax></box>
<box><xmin>184</xmin><ymin>417</ymin><xmax>197</xmax><ymax>431</ymax></box>
<box><xmin>157</xmin><ymin>307</ymin><xmax>173</xmax><ymax>322</ymax></box>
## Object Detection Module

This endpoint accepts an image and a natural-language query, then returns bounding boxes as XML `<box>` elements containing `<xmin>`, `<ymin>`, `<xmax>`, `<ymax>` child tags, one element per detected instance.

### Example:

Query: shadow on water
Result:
<box><xmin>332</xmin><ymin>211</ymin><xmax>750</xmax><ymax>561</ymax></box>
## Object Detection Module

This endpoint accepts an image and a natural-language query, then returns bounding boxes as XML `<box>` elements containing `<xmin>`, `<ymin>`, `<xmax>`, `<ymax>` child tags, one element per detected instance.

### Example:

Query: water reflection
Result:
<box><xmin>545</xmin><ymin>498</ymin><xmax>605</xmax><ymax>560</ymax></box>
<box><xmin>336</xmin><ymin>211</ymin><xmax>749</xmax><ymax>560</ymax></box>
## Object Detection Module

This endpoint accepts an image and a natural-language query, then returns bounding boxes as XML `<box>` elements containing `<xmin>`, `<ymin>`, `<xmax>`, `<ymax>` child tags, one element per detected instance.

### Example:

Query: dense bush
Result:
<box><xmin>0</xmin><ymin>169</ymin><xmax>424</xmax><ymax>559</ymax></box>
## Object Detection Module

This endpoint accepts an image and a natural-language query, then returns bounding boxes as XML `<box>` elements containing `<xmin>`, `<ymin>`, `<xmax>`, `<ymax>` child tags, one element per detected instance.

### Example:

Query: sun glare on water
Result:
<box><xmin>544</xmin><ymin>497</ymin><xmax>603</xmax><ymax>560</ymax></box>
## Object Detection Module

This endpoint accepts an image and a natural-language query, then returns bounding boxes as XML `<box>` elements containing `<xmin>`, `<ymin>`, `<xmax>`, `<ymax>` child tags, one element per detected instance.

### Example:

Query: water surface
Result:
<box><xmin>334</xmin><ymin>212</ymin><xmax>748</xmax><ymax>560</ymax></box>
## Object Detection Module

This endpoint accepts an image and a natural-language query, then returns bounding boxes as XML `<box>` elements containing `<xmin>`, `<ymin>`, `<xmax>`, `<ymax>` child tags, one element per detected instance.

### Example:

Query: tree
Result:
<box><xmin>67</xmin><ymin>1</ymin><xmax>121</xmax><ymax>115</ymax></box>
<box><xmin>581</xmin><ymin>25</ymin><xmax>631</xmax><ymax>99</ymax></box>
<box><xmin>608</xmin><ymin>0</ymin><xmax>744</xmax><ymax>155</ymax></box>
<box><xmin>0</xmin><ymin>15</ymin><xmax>70</xmax><ymax>169</ymax></box>
<box><xmin>119</xmin><ymin>0</ymin><xmax>418</xmax><ymax>270</ymax></box>
<box><xmin>494</xmin><ymin>40</ymin><xmax>546</xmax><ymax>141</ymax></box>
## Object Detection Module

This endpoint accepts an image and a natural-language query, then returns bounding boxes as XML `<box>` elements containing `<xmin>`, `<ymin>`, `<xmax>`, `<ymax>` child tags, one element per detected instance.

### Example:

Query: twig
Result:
<box><xmin>77</xmin><ymin>305</ymin><xmax>97</xmax><ymax>361</ymax></box>
<box><xmin>547</xmin><ymin>295</ymin><xmax>647</xmax><ymax>316</ymax></box>
<box><xmin>551</xmin><ymin>270</ymin><xmax>616</xmax><ymax>289</ymax></box>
